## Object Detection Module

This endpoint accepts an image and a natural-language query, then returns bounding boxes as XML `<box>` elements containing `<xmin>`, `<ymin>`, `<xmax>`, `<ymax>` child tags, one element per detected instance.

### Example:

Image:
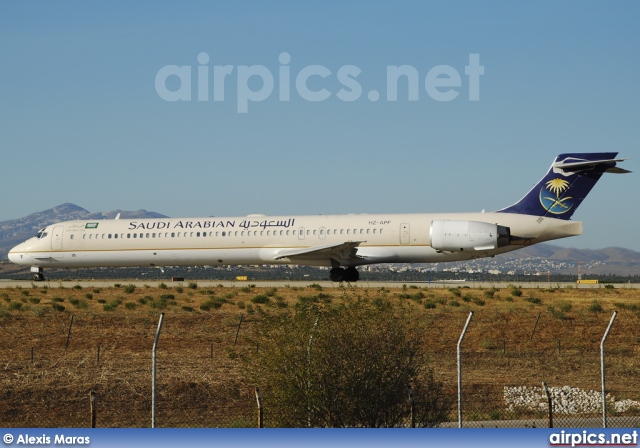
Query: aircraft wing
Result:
<box><xmin>274</xmin><ymin>241</ymin><xmax>366</xmax><ymax>263</ymax></box>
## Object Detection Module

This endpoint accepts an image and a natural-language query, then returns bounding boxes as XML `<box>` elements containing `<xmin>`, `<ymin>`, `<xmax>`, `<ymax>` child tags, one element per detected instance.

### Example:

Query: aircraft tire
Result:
<box><xmin>329</xmin><ymin>267</ymin><xmax>345</xmax><ymax>282</ymax></box>
<box><xmin>344</xmin><ymin>267</ymin><xmax>359</xmax><ymax>282</ymax></box>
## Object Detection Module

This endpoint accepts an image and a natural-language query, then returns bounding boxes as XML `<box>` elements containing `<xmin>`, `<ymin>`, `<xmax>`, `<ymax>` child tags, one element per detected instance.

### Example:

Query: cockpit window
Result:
<box><xmin>35</xmin><ymin>228</ymin><xmax>48</xmax><ymax>239</ymax></box>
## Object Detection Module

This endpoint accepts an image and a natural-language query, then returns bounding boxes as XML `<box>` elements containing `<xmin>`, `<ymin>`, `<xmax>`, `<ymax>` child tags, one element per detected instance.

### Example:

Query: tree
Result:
<box><xmin>244</xmin><ymin>293</ymin><xmax>452</xmax><ymax>427</ymax></box>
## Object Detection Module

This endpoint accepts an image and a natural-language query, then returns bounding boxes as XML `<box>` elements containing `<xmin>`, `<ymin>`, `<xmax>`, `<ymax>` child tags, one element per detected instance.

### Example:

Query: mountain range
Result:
<box><xmin>1</xmin><ymin>203</ymin><xmax>639</xmax><ymax>276</ymax></box>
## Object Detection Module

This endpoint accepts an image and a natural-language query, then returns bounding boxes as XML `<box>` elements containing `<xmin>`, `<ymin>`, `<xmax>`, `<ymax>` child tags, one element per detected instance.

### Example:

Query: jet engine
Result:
<box><xmin>430</xmin><ymin>220</ymin><xmax>511</xmax><ymax>252</ymax></box>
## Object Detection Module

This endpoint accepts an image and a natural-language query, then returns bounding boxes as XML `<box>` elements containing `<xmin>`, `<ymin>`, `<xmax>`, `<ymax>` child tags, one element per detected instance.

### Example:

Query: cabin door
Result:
<box><xmin>400</xmin><ymin>223</ymin><xmax>410</xmax><ymax>245</ymax></box>
<box><xmin>52</xmin><ymin>226</ymin><xmax>64</xmax><ymax>250</ymax></box>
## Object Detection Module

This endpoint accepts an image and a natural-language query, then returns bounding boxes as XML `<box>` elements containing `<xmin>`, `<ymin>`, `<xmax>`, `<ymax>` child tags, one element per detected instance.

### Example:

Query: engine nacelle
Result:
<box><xmin>430</xmin><ymin>220</ymin><xmax>510</xmax><ymax>252</ymax></box>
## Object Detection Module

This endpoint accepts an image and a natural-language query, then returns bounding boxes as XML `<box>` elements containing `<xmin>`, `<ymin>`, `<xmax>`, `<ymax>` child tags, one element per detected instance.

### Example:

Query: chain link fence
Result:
<box><xmin>1</xmin><ymin>308</ymin><xmax>639</xmax><ymax>428</ymax></box>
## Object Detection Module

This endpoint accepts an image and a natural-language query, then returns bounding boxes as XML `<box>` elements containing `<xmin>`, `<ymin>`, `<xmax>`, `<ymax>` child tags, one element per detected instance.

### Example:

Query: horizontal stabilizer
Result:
<box><xmin>554</xmin><ymin>157</ymin><xmax>631</xmax><ymax>174</ymax></box>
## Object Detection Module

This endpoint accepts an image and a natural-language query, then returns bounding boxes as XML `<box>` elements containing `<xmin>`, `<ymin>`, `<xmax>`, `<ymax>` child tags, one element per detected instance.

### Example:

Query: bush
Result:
<box><xmin>245</xmin><ymin>297</ymin><xmax>451</xmax><ymax>427</ymax></box>
<box><xmin>69</xmin><ymin>299</ymin><xmax>89</xmax><ymax>310</ymax></box>
<box><xmin>588</xmin><ymin>301</ymin><xmax>603</xmax><ymax>313</ymax></box>
<box><xmin>251</xmin><ymin>295</ymin><xmax>270</xmax><ymax>304</ymax></box>
<box><xmin>123</xmin><ymin>284</ymin><xmax>136</xmax><ymax>294</ymax></box>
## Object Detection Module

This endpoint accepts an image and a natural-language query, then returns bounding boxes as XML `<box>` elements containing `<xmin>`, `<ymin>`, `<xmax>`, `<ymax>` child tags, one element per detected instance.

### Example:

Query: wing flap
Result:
<box><xmin>274</xmin><ymin>241</ymin><xmax>366</xmax><ymax>262</ymax></box>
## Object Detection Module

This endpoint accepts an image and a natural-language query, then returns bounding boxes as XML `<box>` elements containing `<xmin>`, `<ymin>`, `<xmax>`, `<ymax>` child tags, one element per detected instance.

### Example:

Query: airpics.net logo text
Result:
<box><xmin>155</xmin><ymin>52</ymin><xmax>484</xmax><ymax>113</ymax></box>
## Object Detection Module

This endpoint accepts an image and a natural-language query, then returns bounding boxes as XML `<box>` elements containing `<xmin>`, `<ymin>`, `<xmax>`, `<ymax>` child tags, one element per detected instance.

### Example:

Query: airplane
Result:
<box><xmin>8</xmin><ymin>152</ymin><xmax>629</xmax><ymax>282</ymax></box>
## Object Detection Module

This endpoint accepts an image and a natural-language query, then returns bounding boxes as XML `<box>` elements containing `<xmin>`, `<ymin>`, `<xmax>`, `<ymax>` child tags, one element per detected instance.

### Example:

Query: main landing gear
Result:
<box><xmin>329</xmin><ymin>267</ymin><xmax>360</xmax><ymax>282</ymax></box>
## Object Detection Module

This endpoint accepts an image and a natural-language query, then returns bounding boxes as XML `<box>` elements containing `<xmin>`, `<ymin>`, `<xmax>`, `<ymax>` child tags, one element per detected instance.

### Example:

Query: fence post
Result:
<box><xmin>407</xmin><ymin>385</ymin><xmax>415</xmax><ymax>428</ymax></box>
<box><xmin>89</xmin><ymin>389</ymin><xmax>96</xmax><ymax>428</ymax></box>
<box><xmin>530</xmin><ymin>312</ymin><xmax>541</xmax><ymax>342</ymax></box>
<box><xmin>152</xmin><ymin>313</ymin><xmax>165</xmax><ymax>429</ymax></box>
<box><xmin>542</xmin><ymin>382</ymin><xmax>553</xmax><ymax>428</ymax></box>
<box><xmin>457</xmin><ymin>311</ymin><xmax>473</xmax><ymax>428</ymax></box>
<box><xmin>255</xmin><ymin>387</ymin><xmax>263</xmax><ymax>428</ymax></box>
<box><xmin>234</xmin><ymin>314</ymin><xmax>244</xmax><ymax>346</ymax></box>
<box><xmin>601</xmin><ymin>311</ymin><xmax>617</xmax><ymax>428</ymax></box>
<box><xmin>65</xmin><ymin>315</ymin><xmax>75</xmax><ymax>349</ymax></box>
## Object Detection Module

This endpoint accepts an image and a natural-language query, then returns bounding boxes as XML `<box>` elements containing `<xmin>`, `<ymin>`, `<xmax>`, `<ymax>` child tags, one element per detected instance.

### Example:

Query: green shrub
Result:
<box><xmin>588</xmin><ymin>301</ymin><xmax>603</xmax><ymax>313</ymax></box>
<box><xmin>123</xmin><ymin>284</ymin><xmax>136</xmax><ymax>294</ymax></box>
<box><xmin>251</xmin><ymin>294</ymin><xmax>270</xmax><ymax>304</ymax></box>
<box><xmin>69</xmin><ymin>299</ymin><xmax>89</xmax><ymax>309</ymax></box>
<box><xmin>8</xmin><ymin>302</ymin><xmax>23</xmax><ymax>311</ymax></box>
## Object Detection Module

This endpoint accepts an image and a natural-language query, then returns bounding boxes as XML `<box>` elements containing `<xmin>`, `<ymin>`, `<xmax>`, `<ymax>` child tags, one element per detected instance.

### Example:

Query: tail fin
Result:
<box><xmin>498</xmin><ymin>152</ymin><xmax>629</xmax><ymax>220</ymax></box>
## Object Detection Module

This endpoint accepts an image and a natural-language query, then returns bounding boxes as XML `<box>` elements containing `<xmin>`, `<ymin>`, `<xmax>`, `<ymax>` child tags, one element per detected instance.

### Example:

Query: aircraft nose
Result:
<box><xmin>8</xmin><ymin>243</ymin><xmax>26</xmax><ymax>264</ymax></box>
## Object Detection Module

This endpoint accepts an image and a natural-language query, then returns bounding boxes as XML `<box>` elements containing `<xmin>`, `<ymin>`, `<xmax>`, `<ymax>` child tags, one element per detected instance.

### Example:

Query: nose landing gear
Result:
<box><xmin>31</xmin><ymin>267</ymin><xmax>45</xmax><ymax>281</ymax></box>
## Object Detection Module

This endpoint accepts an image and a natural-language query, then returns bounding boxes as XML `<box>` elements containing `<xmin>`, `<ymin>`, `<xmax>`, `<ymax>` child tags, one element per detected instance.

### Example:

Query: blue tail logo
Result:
<box><xmin>499</xmin><ymin>152</ymin><xmax>629</xmax><ymax>220</ymax></box>
<box><xmin>540</xmin><ymin>178</ymin><xmax>573</xmax><ymax>215</ymax></box>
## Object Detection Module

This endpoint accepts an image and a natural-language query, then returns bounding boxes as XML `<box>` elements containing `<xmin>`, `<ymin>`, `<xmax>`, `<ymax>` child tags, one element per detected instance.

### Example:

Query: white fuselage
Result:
<box><xmin>8</xmin><ymin>212</ymin><xmax>582</xmax><ymax>269</ymax></box>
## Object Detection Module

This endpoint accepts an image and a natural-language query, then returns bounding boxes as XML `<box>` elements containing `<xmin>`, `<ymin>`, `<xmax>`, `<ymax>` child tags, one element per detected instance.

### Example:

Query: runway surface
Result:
<box><xmin>0</xmin><ymin>279</ymin><xmax>638</xmax><ymax>289</ymax></box>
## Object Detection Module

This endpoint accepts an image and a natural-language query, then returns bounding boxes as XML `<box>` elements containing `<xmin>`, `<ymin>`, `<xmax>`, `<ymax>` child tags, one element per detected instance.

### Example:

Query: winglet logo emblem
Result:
<box><xmin>540</xmin><ymin>178</ymin><xmax>574</xmax><ymax>214</ymax></box>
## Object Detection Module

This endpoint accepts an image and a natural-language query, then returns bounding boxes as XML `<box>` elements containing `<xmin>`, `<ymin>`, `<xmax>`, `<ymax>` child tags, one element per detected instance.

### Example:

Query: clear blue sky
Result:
<box><xmin>1</xmin><ymin>1</ymin><xmax>638</xmax><ymax>250</ymax></box>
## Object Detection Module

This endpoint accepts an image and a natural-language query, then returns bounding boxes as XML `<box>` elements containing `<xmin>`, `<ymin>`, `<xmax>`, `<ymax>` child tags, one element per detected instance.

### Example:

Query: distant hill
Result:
<box><xmin>0</xmin><ymin>203</ymin><xmax>168</xmax><ymax>259</ymax></box>
<box><xmin>504</xmin><ymin>244</ymin><xmax>640</xmax><ymax>263</ymax></box>
<box><xmin>492</xmin><ymin>244</ymin><xmax>640</xmax><ymax>276</ymax></box>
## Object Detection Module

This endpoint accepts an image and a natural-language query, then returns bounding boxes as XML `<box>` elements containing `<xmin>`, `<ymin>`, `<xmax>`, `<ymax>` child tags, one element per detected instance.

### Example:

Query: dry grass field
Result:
<box><xmin>0</xmin><ymin>281</ymin><xmax>639</xmax><ymax>427</ymax></box>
